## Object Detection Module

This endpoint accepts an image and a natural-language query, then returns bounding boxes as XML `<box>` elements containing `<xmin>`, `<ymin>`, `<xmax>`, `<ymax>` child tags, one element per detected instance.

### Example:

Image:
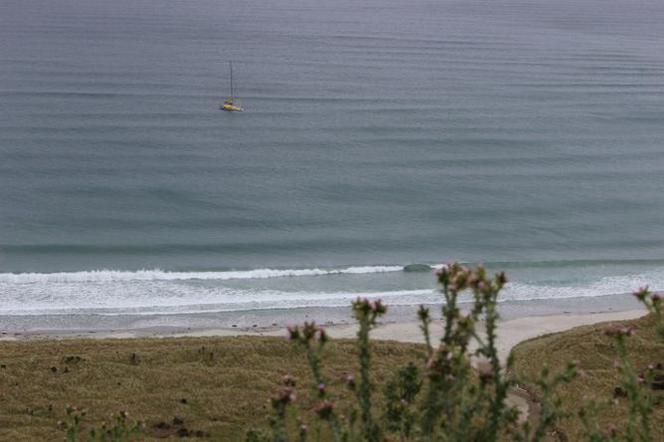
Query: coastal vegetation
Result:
<box><xmin>512</xmin><ymin>312</ymin><xmax>664</xmax><ymax>441</ymax></box>
<box><xmin>0</xmin><ymin>264</ymin><xmax>661</xmax><ymax>441</ymax></box>
<box><xmin>247</xmin><ymin>264</ymin><xmax>663</xmax><ymax>442</ymax></box>
<box><xmin>0</xmin><ymin>336</ymin><xmax>423</xmax><ymax>440</ymax></box>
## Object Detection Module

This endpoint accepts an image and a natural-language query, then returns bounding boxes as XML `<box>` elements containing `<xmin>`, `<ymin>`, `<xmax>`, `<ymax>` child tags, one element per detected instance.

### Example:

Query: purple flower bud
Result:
<box><xmin>477</xmin><ymin>359</ymin><xmax>492</xmax><ymax>382</ymax></box>
<box><xmin>316</xmin><ymin>328</ymin><xmax>328</xmax><ymax>343</ymax></box>
<box><xmin>314</xmin><ymin>400</ymin><xmax>335</xmax><ymax>419</ymax></box>
<box><xmin>287</xmin><ymin>326</ymin><xmax>300</xmax><ymax>340</ymax></box>
<box><xmin>344</xmin><ymin>373</ymin><xmax>355</xmax><ymax>388</ymax></box>
<box><xmin>272</xmin><ymin>387</ymin><xmax>297</xmax><ymax>407</ymax></box>
<box><xmin>435</xmin><ymin>264</ymin><xmax>449</xmax><ymax>276</ymax></box>
<box><xmin>633</xmin><ymin>286</ymin><xmax>649</xmax><ymax>301</ymax></box>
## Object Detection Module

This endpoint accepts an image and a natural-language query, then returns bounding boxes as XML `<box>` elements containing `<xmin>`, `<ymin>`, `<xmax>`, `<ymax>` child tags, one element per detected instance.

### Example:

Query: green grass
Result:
<box><xmin>0</xmin><ymin>336</ymin><xmax>425</xmax><ymax>441</ymax></box>
<box><xmin>511</xmin><ymin>314</ymin><xmax>664</xmax><ymax>441</ymax></box>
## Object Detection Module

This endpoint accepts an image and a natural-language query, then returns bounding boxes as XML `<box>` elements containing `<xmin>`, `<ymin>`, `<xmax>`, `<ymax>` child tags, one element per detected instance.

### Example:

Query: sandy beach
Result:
<box><xmin>136</xmin><ymin>309</ymin><xmax>651</xmax><ymax>361</ymax></box>
<box><xmin>4</xmin><ymin>308</ymin><xmax>647</xmax><ymax>364</ymax></box>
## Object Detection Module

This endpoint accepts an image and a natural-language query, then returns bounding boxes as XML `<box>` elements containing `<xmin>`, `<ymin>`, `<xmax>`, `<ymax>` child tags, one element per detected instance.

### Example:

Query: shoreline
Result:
<box><xmin>1</xmin><ymin>308</ymin><xmax>648</xmax><ymax>364</ymax></box>
<box><xmin>0</xmin><ymin>292</ymin><xmax>644</xmax><ymax>337</ymax></box>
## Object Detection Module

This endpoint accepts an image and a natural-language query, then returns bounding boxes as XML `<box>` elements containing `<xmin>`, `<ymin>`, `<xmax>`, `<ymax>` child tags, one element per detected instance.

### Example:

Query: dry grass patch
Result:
<box><xmin>0</xmin><ymin>336</ymin><xmax>425</xmax><ymax>441</ymax></box>
<box><xmin>511</xmin><ymin>314</ymin><xmax>664</xmax><ymax>441</ymax></box>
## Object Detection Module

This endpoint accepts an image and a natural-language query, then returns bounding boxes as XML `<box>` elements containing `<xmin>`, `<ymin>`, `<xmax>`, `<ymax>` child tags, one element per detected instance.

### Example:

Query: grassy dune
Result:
<box><xmin>511</xmin><ymin>314</ymin><xmax>664</xmax><ymax>441</ymax></box>
<box><xmin>0</xmin><ymin>336</ymin><xmax>425</xmax><ymax>441</ymax></box>
<box><xmin>2</xmin><ymin>314</ymin><xmax>662</xmax><ymax>441</ymax></box>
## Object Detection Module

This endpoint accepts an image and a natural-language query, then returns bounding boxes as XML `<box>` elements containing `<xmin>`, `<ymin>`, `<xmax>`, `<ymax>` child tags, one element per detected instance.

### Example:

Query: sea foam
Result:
<box><xmin>0</xmin><ymin>265</ymin><xmax>406</xmax><ymax>284</ymax></box>
<box><xmin>0</xmin><ymin>264</ymin><xmax>661</xmax><ymax>317</ymax></box>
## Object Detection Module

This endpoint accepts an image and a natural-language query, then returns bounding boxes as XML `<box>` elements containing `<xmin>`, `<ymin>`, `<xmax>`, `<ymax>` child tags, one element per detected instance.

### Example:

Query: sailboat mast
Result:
<box><xmin>229</xmin><ymin>61</ymin><xmax>234</xmax><ymax>100</ymax></box>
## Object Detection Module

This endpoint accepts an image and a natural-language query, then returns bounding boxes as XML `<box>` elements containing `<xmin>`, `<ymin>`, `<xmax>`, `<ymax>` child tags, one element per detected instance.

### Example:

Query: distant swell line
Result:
<box><xmin>0</xmin><ymin>266</ymin><xmax>406</xmax><ymax>284</ymax></box>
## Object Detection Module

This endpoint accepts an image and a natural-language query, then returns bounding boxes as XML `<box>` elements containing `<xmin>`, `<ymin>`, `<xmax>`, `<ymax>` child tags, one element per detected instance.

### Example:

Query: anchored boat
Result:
<box><xmin>221</xmin><ymin>61</ymin><xmax>243</xmax><ymax>112</ymax></box>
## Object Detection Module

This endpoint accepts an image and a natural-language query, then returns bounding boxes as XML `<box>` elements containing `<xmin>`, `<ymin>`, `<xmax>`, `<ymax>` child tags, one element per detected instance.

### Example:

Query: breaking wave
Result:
<box><xmin>0</xmin><ymin>265</ymin><xmax>407</xmax><ymax>284</ymax></box>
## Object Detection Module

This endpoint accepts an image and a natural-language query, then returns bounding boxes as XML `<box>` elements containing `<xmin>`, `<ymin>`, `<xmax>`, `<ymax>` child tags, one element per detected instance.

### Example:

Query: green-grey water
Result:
<box><xmin>1</xmin><ymin>0</ymin><xmax>663</xmax><ymax>323</ymax></box>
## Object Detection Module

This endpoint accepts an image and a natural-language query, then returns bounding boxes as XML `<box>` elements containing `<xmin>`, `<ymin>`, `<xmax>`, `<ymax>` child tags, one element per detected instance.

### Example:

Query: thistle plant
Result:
<box><xmin>60</xmin><ymin>407</ymin><xmax>143</xmax><ymax>442</ymax></box>
<box><xmin>249</xmin><ymin>263</ymin><xmax>581</xmax><ymax>441</ymax></box>
<box><xmin>513</xmin><ymin>362</ymin><xmax>578</xmax><ymax>442</ymax></box>
<box><xmin>287</xmin><ymin>321</ymin><xmax>345</xmax><ymax>441</ymax></box>
<box><xmin>608</xmin><ymin>325</ymin><xmax>653</xmax><ymax>442</ymax></box>
<box><xmin>382</xmin><ymin>362</ymin><xmax>421</xmax><ymax>438</ymax></box>
<box><xmin>88</xmin><ymin>411</ymin><xmax>143</xmax><ymax>442</ymax></box>
<box><xmin>633</xmin><ymin>286</ymin><xmax>663</xmax><ymax>339</ymax></box>
<box><xmin>62</xmin><ymin>405</ymin><xmax>85</xmax><ymax>442</ymax></box>
<box><xmin>351</xmin><ymin>298</ymin><xmax>386</xmax><ymax>442</ymax></box>
<box><xmin>578</xmin><ymin>286</ymin><xmax>663</xmax><ymax>442</ymax></box>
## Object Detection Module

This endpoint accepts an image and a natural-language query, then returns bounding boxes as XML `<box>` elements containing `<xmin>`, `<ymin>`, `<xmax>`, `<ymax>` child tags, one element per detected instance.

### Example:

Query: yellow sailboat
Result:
<box><xmin>221</xmin><ymin>61</ymin><xmax>244</xmax><ymax>112</ymax></box>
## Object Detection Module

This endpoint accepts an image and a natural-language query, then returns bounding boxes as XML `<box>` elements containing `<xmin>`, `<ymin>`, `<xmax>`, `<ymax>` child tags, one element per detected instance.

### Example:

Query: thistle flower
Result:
<box><xmin>435</xmin><ymin>264</ymin><xmax>449</xmax><ymax>278</ymax></box>
<box><xmin>372</xmin><ymin>299</ymin><xmax>387</xmax><ymax>314</ymax></box>
<box><xmin>314</xmin><ymin>400</ymin><xmax>335</xmax><ymax>420</ymax></box>
<box><xmin>476</xmin><ymin>358</ymin><xmax>493</xmax><ymax>382</ymax></box>
<box><xmin>633</xmin><ymin>286</ymin><xmax>650</xmax><ymax>301</ymax></box>
<box><xmin>272</xmin><ymin>387</ymin><xmax>296</xmax><ymax>407</ymax></box>
<box><xmin>315</xmin><ymin>328</ymin><xmax>328</xmax><ymax>343</ymax></box>
<box><xmin>302</xmin><ymin>322</ymin><xmax>319</xmax><ymax>341</ymax></box>
<box><xmin>287</xmin><ymin>325</ymin><xmax>300</xmax><ymax>341</ymax></box>
<box><xmin>344</xmin><ymin>373</ymin><xmax>356</xmax><ymax>389</ymax></box>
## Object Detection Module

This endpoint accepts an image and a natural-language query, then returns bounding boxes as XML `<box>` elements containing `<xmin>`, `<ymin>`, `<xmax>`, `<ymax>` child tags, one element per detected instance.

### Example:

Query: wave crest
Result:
<box><xmin>0</xmin><ymin>265</ymin><xmax>406</xmax><ymax>284</ymax></box>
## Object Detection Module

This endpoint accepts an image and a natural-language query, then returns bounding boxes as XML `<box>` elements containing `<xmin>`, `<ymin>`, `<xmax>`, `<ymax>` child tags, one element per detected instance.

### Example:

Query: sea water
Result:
<box><xmin>1</xmin><ymin>0</ymin><xmax>664</xmax><ymax>325</ymax></box>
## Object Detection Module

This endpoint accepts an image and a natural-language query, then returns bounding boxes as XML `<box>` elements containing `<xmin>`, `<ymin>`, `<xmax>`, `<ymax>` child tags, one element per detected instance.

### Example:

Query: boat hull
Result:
<box><xmin>221</xmin><ymin>103</ymin><xmax>243</xmax><ymax>112</ymax></box>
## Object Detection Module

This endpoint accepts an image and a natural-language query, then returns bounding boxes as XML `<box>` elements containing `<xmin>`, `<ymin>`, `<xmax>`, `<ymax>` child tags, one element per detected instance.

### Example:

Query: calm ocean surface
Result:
<box><xmin>1</xmin><ymin>0</ymin><xmax>664</xmax><ymax>319</ymax></box>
